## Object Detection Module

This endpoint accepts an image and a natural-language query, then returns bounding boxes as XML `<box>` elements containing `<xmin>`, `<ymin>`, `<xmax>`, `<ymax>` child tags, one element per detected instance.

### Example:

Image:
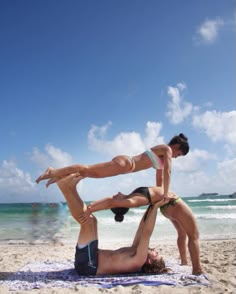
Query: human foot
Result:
<box><xmin>46</xmin><ymin>173</ymin><xmax>81</xmax><ymax>188</ymax></box>
<box><xmin>36</xmin><ymin>167</ymin><xmax>54</xmax><ymax>183</ymax></box>
<box><xmin>56</xmin><ymin>173</ymin><xmax>83</xmax><ymax>189</ymax></box>
<box><xmin>192</xmin><ymin>268</ymin><xmax>203</xmax><ymax>275</ymax></box>
<box><xmin>46</xmin><ymin>177</ymin><xmax>61</xmax><ymax>188</ymax></box>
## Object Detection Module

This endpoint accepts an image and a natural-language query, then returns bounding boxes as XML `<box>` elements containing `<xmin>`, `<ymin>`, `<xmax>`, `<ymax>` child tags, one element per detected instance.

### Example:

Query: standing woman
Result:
<box><xmin>36</xmin><ymin>133</ymin><xmax>189</xmax><ymax>200</ymax></box>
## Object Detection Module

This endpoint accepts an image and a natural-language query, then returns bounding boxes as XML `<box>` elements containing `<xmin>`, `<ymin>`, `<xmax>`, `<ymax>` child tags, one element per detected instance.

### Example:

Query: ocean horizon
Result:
<box><xmin>1</xmin><ymin>194</ymin><xmax>236</xmax><ymax>246</ymax></box>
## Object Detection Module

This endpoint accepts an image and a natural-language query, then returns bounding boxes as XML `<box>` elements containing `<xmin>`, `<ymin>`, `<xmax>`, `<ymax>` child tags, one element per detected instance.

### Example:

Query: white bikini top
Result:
<box><xmin>145</xmin><ymin>149</ymin><xmax>164</xmax><ymax>170</ymax></box>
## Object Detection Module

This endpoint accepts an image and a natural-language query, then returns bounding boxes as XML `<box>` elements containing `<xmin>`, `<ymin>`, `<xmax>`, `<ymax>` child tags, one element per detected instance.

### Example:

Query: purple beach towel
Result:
<box><xmin>1</xmin><ymin>259</ymin><xmax>209</xmax><ymax>291</ymax></box>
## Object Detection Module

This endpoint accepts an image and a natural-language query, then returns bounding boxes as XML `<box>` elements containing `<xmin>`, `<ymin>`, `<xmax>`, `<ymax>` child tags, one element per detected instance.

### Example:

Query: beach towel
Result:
<box><xmin>1</xmin><ymin>259</ymin><xmax>209</xmax><ymax>291</ymax></box>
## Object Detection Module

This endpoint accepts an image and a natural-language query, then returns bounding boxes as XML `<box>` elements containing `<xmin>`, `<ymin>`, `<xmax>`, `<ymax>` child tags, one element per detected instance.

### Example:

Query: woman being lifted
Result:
<box><xmin>36</xmin><ymin>133</ymin><xmax>189</xmax><ymax>200</ymax></box>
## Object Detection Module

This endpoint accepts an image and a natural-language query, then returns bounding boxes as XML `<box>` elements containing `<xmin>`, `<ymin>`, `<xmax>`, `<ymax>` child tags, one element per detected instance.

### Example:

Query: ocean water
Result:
<box><xmin>0</xmin><ymin>195</ymin><xmax>235</xmax><ymax>246</ymax></box>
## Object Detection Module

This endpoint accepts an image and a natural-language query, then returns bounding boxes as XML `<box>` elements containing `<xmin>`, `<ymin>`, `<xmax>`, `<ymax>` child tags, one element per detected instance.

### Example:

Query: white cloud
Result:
<box><xmin>31</xmin><ymin>144</ymin><xmax>73</xmax><ymax>169</ymax></box>
<box><xmin>173</xmin><ymin>148</ymin><xmax>216</xmax><ymax>173</ymax></box>
<box><xmin>88</xmin><ymin>121</ymin><xmax>164</xmax><ymax>156</ymax></box>
<box><xmin>192</xmin><ymin>110</ymin><xmax>236</xmax><ymax>145</ymax></box>
<box><xmin>143</xmin><ymin>121</ymin><xmax>164</xmax><ymax>147</ymax></box>
<box><xmin>0</xmin><ymin>160</ymin><xmax>36</xmax><ymax>202</ymax></box>
<box><xmin>217</xmin><ymin>158</ymin><xmax>236</xmax><ymax>189</ymax></box>
<box><xmin>171</xmin><ymin>169</ymin><xmax>211</xmax><ymax>197</ymax></box>
<box><xmin>166</xmin><ymin>83</ymin><xmax>193</xmax><ymax>124</ymax></box>
<box><xmin>171</xmin><ymin>157</ymin><xmax>236</xmax><ymax>197</ymax></box>
<box><xmin>195</xmin><ymin>18</ymin><xmax>224</xmax><ymax>44</ymax></box>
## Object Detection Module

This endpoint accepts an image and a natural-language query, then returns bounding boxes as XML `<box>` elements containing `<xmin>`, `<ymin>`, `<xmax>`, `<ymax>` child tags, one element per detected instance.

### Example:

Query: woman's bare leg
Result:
<box><xmin>164</xmin><ymin>201</ymin><xmax>203</xmax><ymax>275</ymax></box>
<box><xmin>56</xmin><ymin>174</ymin><xmax>85</xmax><ymax>223</ymax></box>
<box><xmin>46</xmin><ymin>172</ymin><xmax>80</xmax><ymax>188</ymax></box>
<box><xmin>36</xmin><ymin>166</ymin><xmax>83</xmax><ymax>183</ymax></box>
<box><xmin>56</xmin><ymin>174</ymin><xmax>98</xmax><ymax>244</ymax></box>
<box><xmin>36</xmin><ymin>155</ymin><xmax>135</xmax><ymax>184</ymax></box>
<box><xmin>170</xmin><ymin>220</ymin><xmax>188</xmax><ymax>265</ymax></box>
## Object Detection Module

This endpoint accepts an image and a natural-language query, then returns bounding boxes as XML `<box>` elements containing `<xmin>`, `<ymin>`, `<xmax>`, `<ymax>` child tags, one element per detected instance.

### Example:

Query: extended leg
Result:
<box><xmin>36</xmin><ymin>155</ymin><xmax>134</xmax><ymax>184</ymax></box>
<box><xmin>56</xmin><ymin>174</ymin><xmax>98</xmax><ymax>245</ymax></box>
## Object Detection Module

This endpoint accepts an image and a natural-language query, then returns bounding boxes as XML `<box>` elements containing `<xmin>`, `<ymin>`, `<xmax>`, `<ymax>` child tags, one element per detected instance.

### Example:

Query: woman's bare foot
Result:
<box><xmin>36</xmin><ymin>167</ymin><xmax>54</xmax><ymax>183</ymax></box>
<box><xmin>56</xmin><ymin>173</ymin><xmax>83</xmax><ymax>189</ymax></box>
<box><xmin>46</xmin><ymin>173</ymin><xmax>81</xmax><ymax>188</ymax></box>
<box><xmin>181</xmin><ymin>261</ymin><xmax>188</xmax><ymax>265</ymax></box>
<box><xmin>46</xmin><ymin>177</ymin><xmax>62</xmax><ymax>188</ymax></box>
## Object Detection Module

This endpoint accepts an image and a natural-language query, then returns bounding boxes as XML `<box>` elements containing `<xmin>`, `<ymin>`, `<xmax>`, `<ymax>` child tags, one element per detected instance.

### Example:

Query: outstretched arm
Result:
<box><xmin>88</xmin><ymin>191</ymin><xmax>149</xmax><ymax>215</ymax></box>
<box><xmin>132</xmin><ymin>199</ymin><xmax>168</xmax><ymax>253</ymax></box>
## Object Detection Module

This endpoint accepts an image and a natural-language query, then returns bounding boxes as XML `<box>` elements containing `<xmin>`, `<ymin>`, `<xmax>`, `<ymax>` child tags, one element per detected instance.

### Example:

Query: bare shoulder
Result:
<box><xmin>151</xmin><ymin>144</ymin><xmax>172</xmax><ymax>156</ymax></box>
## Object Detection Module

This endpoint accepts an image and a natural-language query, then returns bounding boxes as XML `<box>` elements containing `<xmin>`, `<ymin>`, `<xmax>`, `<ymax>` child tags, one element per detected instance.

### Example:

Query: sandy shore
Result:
<box><xmin>0</xmin><ymin>239</ymin><xmax>235</xmax><ymax>294</ymax></box>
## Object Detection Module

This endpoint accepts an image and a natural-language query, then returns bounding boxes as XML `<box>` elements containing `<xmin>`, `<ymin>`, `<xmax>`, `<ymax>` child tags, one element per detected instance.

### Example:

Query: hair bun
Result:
<box><xmin>179</xmin><ymin>133</ymin><xmax>188</xmax><ymax>141</ymax></box>
<box><xmin>111</xmin><ymin>207</ymin><xmax>129</xmax><ymax>222</ymax></box>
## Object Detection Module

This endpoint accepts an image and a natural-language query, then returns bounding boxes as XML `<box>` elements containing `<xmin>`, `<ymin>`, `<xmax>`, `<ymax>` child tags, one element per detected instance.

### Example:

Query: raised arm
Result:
<box><xmin>131</xmin><ymin>199</ymin><xmax>168</xmax><ymax>262</ymax></box>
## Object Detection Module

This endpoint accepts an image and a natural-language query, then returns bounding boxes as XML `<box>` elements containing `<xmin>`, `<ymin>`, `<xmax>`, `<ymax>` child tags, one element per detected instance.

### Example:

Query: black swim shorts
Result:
<box><xmin>74</xmin><ymin>240</ymin><xmax>98</xmax><ymax>275</ymax></box>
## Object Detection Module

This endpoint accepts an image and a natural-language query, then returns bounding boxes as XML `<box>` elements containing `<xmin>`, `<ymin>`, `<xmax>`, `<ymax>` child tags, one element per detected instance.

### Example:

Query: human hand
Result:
<box><xmin>153</xmin><ymin>197</ymin><xmax>169</xmax><ymax>208</ymax></box>
<box><xmin>163</xmin><ymin>192</ymin><xmax>177</xmax><ymax>202</ymax></box>
<box><xmin>78</xmin><ymin>208</ymin><xmax>91</xmax><ymax>224</ymax></box>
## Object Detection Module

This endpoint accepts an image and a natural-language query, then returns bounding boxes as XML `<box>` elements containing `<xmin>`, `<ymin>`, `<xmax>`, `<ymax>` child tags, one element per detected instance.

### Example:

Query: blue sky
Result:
<box><xmin>0</xmin><ymin>0</ymin><xmax>235</xmax><ymax>203</ymax></box>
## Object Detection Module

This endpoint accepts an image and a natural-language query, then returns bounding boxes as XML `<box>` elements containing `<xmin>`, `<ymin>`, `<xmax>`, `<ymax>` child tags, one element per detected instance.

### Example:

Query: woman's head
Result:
<box><xmin>141</xmin><ymin>248</ymin><xmax>169</xmax><ymax>274</ymax></box>
<box><xmin>168</xmin><ymin>133</ymin><xmax>189</xmax><ymax>156</ymax></box>
<box><xmin>110</xmin><ymin>207</ymin><xmax>129</xmax><ymax>222</ymax></box>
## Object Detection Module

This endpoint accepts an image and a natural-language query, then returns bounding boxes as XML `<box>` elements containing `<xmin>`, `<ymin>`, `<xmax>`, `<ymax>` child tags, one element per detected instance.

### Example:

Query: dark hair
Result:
<box><xmin>110</xmin><ymin>207</ymin><xmax>129</xmax><ymax>222</ymax></box>
<box><xmin>141</xmin><ymin>257</ymin><xmax>168</xmax><ymax>274</ymax></box>
<box><xmin>168</xmin><ymin>133</ymin><xmax>189</xmax><ymax>155</ymax></box>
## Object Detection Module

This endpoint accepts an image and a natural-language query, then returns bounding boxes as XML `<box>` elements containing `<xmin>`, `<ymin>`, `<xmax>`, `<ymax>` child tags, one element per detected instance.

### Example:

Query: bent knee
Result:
<box><xmin>112</xmin><ymin>156</ymin><xmax>132</xmax><ymax>171</ymax></box>
<box><xmin>177</xmin><ymin>231</ymin><xmax>187</xmax><ymax>240</ymax></box>
<box><xmin>188</xmin><ymin>229</ymin><xmax>199</xmax><ymax>240</ymax></box>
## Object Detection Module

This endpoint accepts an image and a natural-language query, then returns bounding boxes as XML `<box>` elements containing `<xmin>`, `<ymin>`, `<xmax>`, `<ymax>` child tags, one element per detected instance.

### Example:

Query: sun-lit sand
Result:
<box><xmin>0</xmin><ymin>239</ymin><xmax>235</xmax><ymax>293</ymax></box>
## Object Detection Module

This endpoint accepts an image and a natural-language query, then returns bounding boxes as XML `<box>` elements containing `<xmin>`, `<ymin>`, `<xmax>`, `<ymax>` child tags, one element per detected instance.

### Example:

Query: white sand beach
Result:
<box><xmin>0</xmin><ymin>239</ymin><xmax>235</xmax><ymax>294</ymax></box>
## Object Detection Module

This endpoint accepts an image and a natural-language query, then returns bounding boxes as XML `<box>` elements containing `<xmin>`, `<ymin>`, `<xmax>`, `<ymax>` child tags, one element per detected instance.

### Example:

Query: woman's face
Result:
<box><xmin>171</xmin><ymin>145</ymin><xmax>183</xmax><ymax>158</ymax></box>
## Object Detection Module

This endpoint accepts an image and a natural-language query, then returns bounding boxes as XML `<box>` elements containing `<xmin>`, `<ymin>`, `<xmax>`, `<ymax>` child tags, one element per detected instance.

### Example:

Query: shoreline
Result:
<box><xmin>0</xmin><ymin>239</ymin><xmax>235</xmax><ymax>293</ymax></box>
<box><xmin>0</xmin><ymin>236</ymin><xmax>235</xmax><ymax>246</ymax></box>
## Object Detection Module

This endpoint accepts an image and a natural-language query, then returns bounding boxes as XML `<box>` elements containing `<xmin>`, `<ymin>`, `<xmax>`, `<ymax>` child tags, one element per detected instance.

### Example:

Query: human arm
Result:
<box><xmin>160</xmin><ymin>145</ymin><xmax>172</xmax><ymax>199</ymax></box>
<box><xmin>130</xmin><ymin>199</ymin><xmax>168</xmax><ymax>266</ymax></box>
<box><xmin>132</xmin><ymin>199</ymin><xmax>168</xmax><ymax>248</ymax></box>
<box><xmin>79</xmin><ymin>192</ymin><xmax>130</xmax><ymax>223</ymax></box>
<box><xmin>155</xmin><ymin>169</ymin><xmax>163</xmax><ymax>187</ymax></box>
<box><xmin>77</xmin><ymin>196</ymin><xmax>116</xmax><ymax>224</ymax></box>
<box><xmin>151</xmin><ymin>145</ymin><xmax>172</xmax><ymax>199</ymax></box>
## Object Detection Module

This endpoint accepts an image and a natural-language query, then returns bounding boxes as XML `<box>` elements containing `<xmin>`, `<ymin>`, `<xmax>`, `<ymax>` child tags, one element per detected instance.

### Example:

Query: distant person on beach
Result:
<box><xmin>70</xmin><ymin>183</ymin><xmax>203</xmax><ymax>275</ymax></box>
<box><xmin>36</xmin><ymin>133</ymin><xmax>189</xmax><ymax>200</ymax></box>
<box><xmin>55</xmin><ymin>174</ymin><xmax>170</xmax><ymax>276</ymax></box>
